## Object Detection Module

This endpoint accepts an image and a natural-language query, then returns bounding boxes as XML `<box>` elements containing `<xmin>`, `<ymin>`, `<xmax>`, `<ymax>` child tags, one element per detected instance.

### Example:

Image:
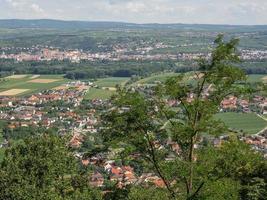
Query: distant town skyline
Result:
<box><xmin>0</xmin><ymin>0</ymin><xmax>267</xmax><ymax>25</ymax></box>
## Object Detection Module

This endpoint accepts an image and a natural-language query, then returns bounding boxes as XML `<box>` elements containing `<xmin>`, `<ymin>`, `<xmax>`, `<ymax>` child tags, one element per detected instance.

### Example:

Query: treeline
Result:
<box><xmin>0</xmin><ymin>59</ymin><xmax>177</xmax><ymax>79</ymax></box>
<box><xmin>0</xmin><ymin>59</ymin><xmax>267</xmax><ymax>80</ymax></box>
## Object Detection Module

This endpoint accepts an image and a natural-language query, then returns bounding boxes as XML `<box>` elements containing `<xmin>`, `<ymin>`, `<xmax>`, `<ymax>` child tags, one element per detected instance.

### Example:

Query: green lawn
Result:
<box><xmin>134</xmin><ymin>73</ymin><xmax>267</xmax><ymax>86</ymax></box>
<box><xmin>95</xmin><ymin>77</ymin><xmax>130</xmax><ymax>87</ymax></box>
<box><xmin>0</xmin><ymin>74</ymin><xmax>69</xmax><ymax>96</ymax></box>
<box><xmin>84</xmin><ymin>88</ymin><xmax>115</xmax><ymax>100</ymax></box>
<box><xmin>134</xmin><ymin>72</ymin><xmax>180</xmax><ymax>85</ymax></box>
<box><xmin>84</xmin><ymin>77</ymin><xmax>129</xmax><ymax>100</ymax></box>
<box><xmin>215</xmin><ymin>112</ymin><xmax>267</xmax><ymax>134</ymax></box>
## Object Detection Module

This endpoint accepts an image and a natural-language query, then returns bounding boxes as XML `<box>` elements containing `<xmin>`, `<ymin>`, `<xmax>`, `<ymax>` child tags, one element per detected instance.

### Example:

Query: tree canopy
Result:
<box><xmin>0</xmin><ymin>134</ymin><xmax>102</xmax><ymax>200</ymax></box>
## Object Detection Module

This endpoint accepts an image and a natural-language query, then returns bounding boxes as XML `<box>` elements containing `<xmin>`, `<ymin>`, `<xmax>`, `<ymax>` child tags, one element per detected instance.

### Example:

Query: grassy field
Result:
<box><xmin>84</xmin><ymin>88</ymin><xmax>115</xmax><ymax>100</ymax></box>
<box><xmin>0</xmin><ymin>75</ymin><xmax>68</xmax><ymax>96</ymax></box>
<box><xmin>84</xmin><ymin>77</ymin><xmax>130</xmax><ymax>100</ymax></box>
<box><xmin>247</xmin><ymin>74</ymin><xmax>267</xmax><ymax>83</ymax></box>
<box><xmin>134</xmin><ymin>72</ymin><xmax>180</xmax><ymax>85</ymax></box>
<box><xmin>133</xmin><ymin>73</ymin><xmax>267</xmax><ymax>86</ymax></box>
<box><xmin>95</xmin><ymin>77</ymin><xmax>130</xmax><ymax>87</ymax></box>
<box><xmin>215</xmin><ymin>112</ymin><xmax>267</xmax><ymax>134</ymax></box>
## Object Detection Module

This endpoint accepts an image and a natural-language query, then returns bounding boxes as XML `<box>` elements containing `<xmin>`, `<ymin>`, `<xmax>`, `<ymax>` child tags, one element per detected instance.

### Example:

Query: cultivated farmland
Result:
<box><xmin>84</xmin><ymin>88</ymin><xmax>115</xmax><ymax>100</ymax></box>
<box><xmin>84</xmin><ymin>77</ymin><xmax>129</xmax><ymax>100</ymax></box>
<box><xmin>28</xmin><ymin>79</ymin><xmax>59</xmax><ymax>83</ymax></box>
<box><xmin>0</xmin><ymin>89</ymin><xmax>30</xmax><ymax>96</ymax></box>
<box><xmin>134</xmin><ymin>72</ymin><xmax>180</xmax><ymax>85</ymax></box>
<box><xmin>95</xmin><ymin>77</ymin><xmax>130</xmax><ymax>87</ymax></box>
<box><xmin>0</xmin><ymin>74</ymin><xmax>68</xmax><ymax>96</ymax></box>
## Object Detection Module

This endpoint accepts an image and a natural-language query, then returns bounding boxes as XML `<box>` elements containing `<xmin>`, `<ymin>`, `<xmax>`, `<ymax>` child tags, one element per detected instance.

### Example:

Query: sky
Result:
<box><xmin>0</xmin><ymin>0</ymin><xmax>267</xmax><ymax>25</ymax></box>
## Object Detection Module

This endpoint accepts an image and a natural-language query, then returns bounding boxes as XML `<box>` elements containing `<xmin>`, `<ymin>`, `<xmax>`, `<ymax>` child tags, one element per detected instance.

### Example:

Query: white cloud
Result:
<box><xmin>30</xmin><ymin>3</ymin><xmax>44</xmax><ymax>13</ymax></box>
<box><xmin>4</xmin><ymin>0</ymin><xmax>46</xmax><ymax>17</ymax></box>
<box><xmin>1</xmin><ymin>0</ymin><xmax>267</xmax><ymax>25</ymax></box>
<box><xmin>6</xmin><ymin>0</ymin><xmax>44</xmax><ymax>14</ymax></box>
<box><xmin>5</xmin><ymin>0</ymin><xmax>22</xmax><ymax>8</ymax></box>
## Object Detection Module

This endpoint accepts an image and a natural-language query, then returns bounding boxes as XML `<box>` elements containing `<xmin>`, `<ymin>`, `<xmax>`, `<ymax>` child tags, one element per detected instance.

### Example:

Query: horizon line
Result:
<box><xmin>0</xmin><ymin>18</ymin><xmax>267</xmax><ymax>26</ymax></box>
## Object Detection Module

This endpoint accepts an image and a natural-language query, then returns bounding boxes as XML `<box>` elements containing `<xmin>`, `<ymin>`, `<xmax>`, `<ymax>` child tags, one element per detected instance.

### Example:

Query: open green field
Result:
<box><xmin>95</xmin><ymin>77</ymin><xmax>130</xmax><ymax>87</ymax></box>
<box><xmin>84</xmin><ymin>88</ymin><xmax>115</xmax><ymax>100</ymax></box>
<box><xmin>247</xmin><ymin>74</ymin><xmax>267</xmax><ymax>83</ymax></box>
<box><xmin>134</xmin><ymin>73</ymin><xmax>267</xmax><ymax>86</ymax></box>
<box><xmin>0</xmin><ymin>75</ymin><xmax>68</xmax><ymax>96</ymax></box>
<box><xmin>134</xmin><ymin>72</ymin><xmax>180</xmax><ymax>85</ymax></box>
<box><xmin>132</xmin><ymin>71</ymin><xmax>202</xmax><ymax>86</ymax></box>
<box><xmin>84</xmin><ymin>77</ymin><xmax>130</xmax><ymax>100</ymax></box>
<box><xmin>215</xmin><ymin>112</ymin><xmax>267</xmax><ymax>134</ymax></box>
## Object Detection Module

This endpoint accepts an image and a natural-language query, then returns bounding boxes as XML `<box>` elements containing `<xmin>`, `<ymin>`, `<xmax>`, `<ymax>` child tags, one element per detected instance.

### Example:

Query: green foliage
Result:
<box><xmin>0</xmin><ymin>134</ymin><xmax>102</xmax><ymax>200</ymax></box>
<box><xmin>198</xmin><ymin>178</ymin><xmax>240</xmax><ymax>200</ymax></box>
<box><xmin>242</xmin><ymin>178</ymin><xmax>267</xmax><ymax>200</ymax></box>
<box><xmin>3</xmin><ymin>126</ymin><xmax>45</xmax><ymax>140</ymax></box>
<box><xmin>128</xmin><ymin>186</ymin><xmax>170</xmax><ymax>200</ymax></box>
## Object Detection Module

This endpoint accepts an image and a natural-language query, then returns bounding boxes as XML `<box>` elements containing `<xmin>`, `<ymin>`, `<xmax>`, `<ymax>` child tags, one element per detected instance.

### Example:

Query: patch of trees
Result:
<box><xmin>0</xmin><ymin>59</ymin><xmax>177</xmax><ymax>79</ymax></box>
<box><xmin>0</xmin><ymin>134</ymin><xmax>102</xmax><ymax>199</ymax></box>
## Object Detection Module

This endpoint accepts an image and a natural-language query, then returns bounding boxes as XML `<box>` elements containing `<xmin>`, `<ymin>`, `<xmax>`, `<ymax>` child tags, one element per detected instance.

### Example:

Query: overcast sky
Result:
<box><xmin>0</xmin><ymin>0</ymin><xmax>266</xmax><ymax>25</ymax></box>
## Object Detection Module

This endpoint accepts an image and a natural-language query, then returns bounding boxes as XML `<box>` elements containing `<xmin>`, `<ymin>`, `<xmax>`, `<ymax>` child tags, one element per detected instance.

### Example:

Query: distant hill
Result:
<box><xmin>0</xmin><ymin>19</ymin><xmax>267</xmax><ymax>31</ymax></box>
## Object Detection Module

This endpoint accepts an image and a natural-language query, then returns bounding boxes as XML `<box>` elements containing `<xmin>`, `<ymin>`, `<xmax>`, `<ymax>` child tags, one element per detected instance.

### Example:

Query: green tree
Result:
<box><xmin>102</xmin><ymin>35</ymin><xmax>266</xmax><ymax>199</ymax></box>
<box><xmin>0</xmin><ymin>134</ymin><xmax>102</xmax><ymax>200</ymax></box>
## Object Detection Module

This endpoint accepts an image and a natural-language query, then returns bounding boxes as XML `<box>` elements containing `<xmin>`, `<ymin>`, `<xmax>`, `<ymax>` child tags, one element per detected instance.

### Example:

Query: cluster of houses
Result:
<box><xmin>0</xmin><ymin>81</ymin><xmax>93</xmax><ymax>131</ymax></box>
<box><xmin>221</xmin><ymin>95</ymin><xmax>267</xmax><ymax>114</ymax></box>
<box><xmin>1</xmin><ymin>42</ymin><xmax>266</xmax><ymax>63</ymax></box>
<box><xmin>83</xmin><ymin>159</ymin><xmax>168</xmax><ymax>188</ymax></box>
<box><xmin>241</xmin><ymin>131</ymin><xmax>267</xmax><ymax>158</ymax></box>
<box><xmin>241</xmin><ymin>49</ymin><xmax>267</xmax><ymax>60</ymax></box>
<box><xmin>87</xmin><ymin>163</ymin><xmax>166</xmax><ymax>189</ymax></box>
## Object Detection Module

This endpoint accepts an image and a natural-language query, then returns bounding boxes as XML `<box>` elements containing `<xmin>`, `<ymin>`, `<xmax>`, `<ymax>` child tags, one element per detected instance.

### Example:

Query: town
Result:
<box><xmin>1</xmin><ymin>46</ymin><xmax>267</xmax><ymax>63</ymax></box>
<box><xmin>0</xmin><ymin>75</ymin><xmax>266</xmax><ymax>189</ymax></box>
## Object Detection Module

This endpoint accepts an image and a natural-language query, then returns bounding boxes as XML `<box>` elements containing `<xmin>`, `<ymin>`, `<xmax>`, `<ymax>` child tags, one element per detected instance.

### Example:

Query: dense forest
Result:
<box><xmin>0</xmin><ymin>59</ymin><xmax>267</xmax><ymax>80</ymax></box>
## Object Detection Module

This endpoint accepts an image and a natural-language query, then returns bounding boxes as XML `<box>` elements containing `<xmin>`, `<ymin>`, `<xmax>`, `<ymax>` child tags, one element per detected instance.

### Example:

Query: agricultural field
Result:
<box><xmin>95</xmin><ymin>77</ymin><xmax>130</xmax><ymax>87</ymax></box>
<box><xmin>132</xmin><ymin>71</ymin><xmax>203</xmax><ymax>86</ymax></box>
<box><xmin>134</xmin><ymin>73</ymin><xmax>267</xmax><ymax>86</ymax></box>
<box><xmin>84</xmin><ymin>88</ymin><xmax>115</xmax><ymax>100</ymax></box>
<box><xmin>0</xmin><ymin>74</ymin><xmax>68</xmax><ymax>96</ymax></box>
<box><xmin>246</xmin><ymin>74</ymin><xmax>267</xmax><ymax>83</ymax></box>
<box><xmin>84</xmin><ymin>77</ymin><xmax>129</xmax><ymax>100</ymax></box>
<box><xmin>215</xmin><ymin>112</ymin><xmax>267</xmax><ymax>134</ymax></box>
<box><xmin>133</xmin><ymin>72</ymin><xmax>180</xmax><ymax>85</ymax></box>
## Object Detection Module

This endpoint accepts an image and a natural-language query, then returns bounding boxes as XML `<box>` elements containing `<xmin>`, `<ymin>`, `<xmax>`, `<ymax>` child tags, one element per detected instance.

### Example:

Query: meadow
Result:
<box><xmin>215</xmin><ymin>112</ymin><xmax>267</xmax><ymax>134</ymax></box>
<box><xmin>84</xmin><ymin>88</ymin><xmax>115</xmax><ymax>100</ymax></box>
<box><xmin>84</xmin><ymin>77</ymin><xmax>130</xmax><ymax>100</ymax></box>
<box><xmin>0</xmin><ymin>75</ymin><xmax>68</xmax><ymax>96</ymax></box>
<box><xmin>95</xmin><ymin>77</ymin><xmax>130</xmax><ymax>87</ymax></box>
<box><xmin>133</xmin><ymin>72</ymin><xmax>180</xmax><ymax>86</ymax></box>
<box><xmin>246</xmin><ymin>74</ymin><xmax>267</xmax><ymax>83</ymax></box>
